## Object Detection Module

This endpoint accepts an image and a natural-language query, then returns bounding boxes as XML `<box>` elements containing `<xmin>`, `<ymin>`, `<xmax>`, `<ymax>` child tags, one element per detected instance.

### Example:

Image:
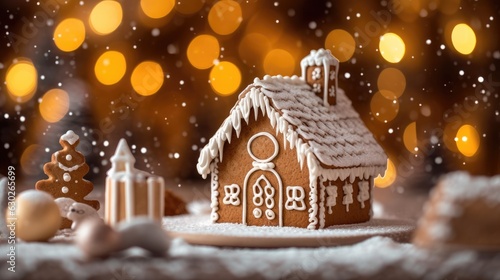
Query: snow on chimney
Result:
<box><xmin>300</xmin><ymin>49</ymin><xmax>339</xmax><ymax>106</ymax></box>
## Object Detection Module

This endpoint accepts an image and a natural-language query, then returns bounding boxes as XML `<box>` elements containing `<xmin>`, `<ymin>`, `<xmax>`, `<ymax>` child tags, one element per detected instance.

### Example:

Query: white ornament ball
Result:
<box><xmin>14</xmin><ymin>190</ymin><xmax>61</xmax><ymax>242</ymax></box>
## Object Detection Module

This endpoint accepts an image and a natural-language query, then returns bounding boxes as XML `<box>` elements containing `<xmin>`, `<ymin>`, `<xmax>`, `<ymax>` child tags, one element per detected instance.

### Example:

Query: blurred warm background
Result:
<box><xmin>0</xmin><ymin>0</ymin><xmax>499</xmax><ymax>196</ymax></box>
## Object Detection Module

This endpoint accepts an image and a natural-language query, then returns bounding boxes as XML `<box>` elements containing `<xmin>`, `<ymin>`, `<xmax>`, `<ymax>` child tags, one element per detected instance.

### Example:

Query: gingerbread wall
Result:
<box><xmin>216</xmin><ymin>108</ymin><xmax>312</xmax><ymax>228</ymax></box>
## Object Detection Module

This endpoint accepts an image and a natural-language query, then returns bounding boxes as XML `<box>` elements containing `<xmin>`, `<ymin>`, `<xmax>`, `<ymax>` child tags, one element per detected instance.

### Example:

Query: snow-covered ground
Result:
<box><xmin>0</xmin><ymin>217</ymin><xmax>499</xmax><ymax>280</ymax></box>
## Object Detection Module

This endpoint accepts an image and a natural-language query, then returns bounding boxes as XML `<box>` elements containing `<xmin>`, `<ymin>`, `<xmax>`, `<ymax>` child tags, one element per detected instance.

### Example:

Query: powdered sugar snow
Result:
<box><xmin>0</xmin><ymin>222</ymin><xmax>498</xmax><ymax>279</ymax></box>
<box><xmin>164</xmin><ymin>215</ymin><xmax>414</xmax><ymax>245</ymax></box>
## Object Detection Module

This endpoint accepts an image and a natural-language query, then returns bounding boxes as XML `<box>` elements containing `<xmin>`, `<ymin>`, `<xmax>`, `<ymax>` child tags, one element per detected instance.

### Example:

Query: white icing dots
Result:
<box><xmin>312</xmin><ymin>67</ymin><xmax>322</xmax><ymax>80</ymax></box>
<box><xmin>210</xmin><ymin>162</ymin><xmax>220</xmax><ymax>223</ymax></box>
<box><xmin>63</xmin><ymin>172</ymin><xmax>71</xmax><ymax>182</ymax></box>
<box><xmin>62</xmin><ymin>187</ymin><xmax>69</xmax><ymax>194</ymax></box>
<box><xmin>265</xmin><ymin>209</ymin><xmax>275</xmax><ymax>220</ymax></box>
<box><xmin>58</xmin><ymin>162</ymin><xmax>82</xmax><ymax>172</ymax></box>
<box><xmin>66</xmin><ymin>154</ymin><xmax>72</xmax><ymax>161</ymax></box>
<box><xmin>253</xmin><ymin>208</ymin><xmax>262</xmax><ymax>218</ymax></box>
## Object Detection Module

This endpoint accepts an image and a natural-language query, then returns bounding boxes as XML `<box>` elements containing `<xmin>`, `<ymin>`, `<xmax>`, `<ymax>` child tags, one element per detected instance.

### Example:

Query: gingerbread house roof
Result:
<box><xmin>197</xmin><ymin>75</ymin><xmax>387</xmax><ymax>181</ymax></box>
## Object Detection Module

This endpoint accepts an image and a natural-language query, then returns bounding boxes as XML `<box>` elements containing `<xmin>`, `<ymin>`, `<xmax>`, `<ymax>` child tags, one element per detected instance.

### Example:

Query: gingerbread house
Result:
<box><xmin>197</xmin><ymin>49</ymin><xmax>387</xmax><ymax>229</ymax></box>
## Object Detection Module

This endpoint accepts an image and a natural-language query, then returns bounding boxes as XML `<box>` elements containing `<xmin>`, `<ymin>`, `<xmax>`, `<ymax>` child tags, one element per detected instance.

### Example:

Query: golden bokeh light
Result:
<box><xmin>175</xmin><ymin>0</ymin><xmax>205</xmax><ymax>15</ymax></box>
<box><xmin>140</xmin><ymin>0</ymin><xmax>175</xmax><ymax>19</ymax></box>
<box><xmin>324</xmin><ymin>29</ymin><xmax>356</xmax><ymax>62</ymax></box>
<box><xmin>131</xmin><ymin>61</ymin><xmax>164</xmax><ymax>96</ymax></box>
<box><xmin>377</xmin><ymin>68</ymin><xmax>406</xmax><ymax>98</ymax></box>
<box><xmin>208</xmin><ymin>0</ymin><xmax>242</xmax><ymax>35</ymax></box>
<box><xmin>94</xmin><ymin>50</ymin><xmax>126</xmax><ymax>85</ymax></box>
<box><xmin>263</xmin><ymin>49</ymin><xmax>295</xmax><ymax>76</ymax></box>
<box><xmin>53</xmin><ymin>18</ymin><xmax>85</xmax><ymax>52</ymax></box>
<box><xmin>209</xmin><ymin>61</ymin><xmax>241</xmax><ymax>96</ymax></box>
<box><xmin>378</xmin><ymin>90</ymin><xmax>398</xmax><ymax>100</ymax></box>
<box><xmin>375</xmin><ymin>159</ymin><xmax>397</xmax><ymax>188</ymax></box>
<box><xmin>5</xmin><ymin>60</ymin><xmax>37</xmax><ymax>103</ymax></box>
<box><xmin>187</xmin><ymin>35</ymin><xmax>220</xmax><ymax>70</ymax></box>
<box><xmin>379</xmin><ymin>33</ymin><xmax>406</xmax><ymax>63</ymax></box>
<box><xmin>246</xmin><ymin>10</ymin><xmax>283</xmax><ymax>44</ymax></box>
<box><xmin>370</xmin><ymin>91</ymin><xmax>399</xmax><ymax>122</ymax></box>
<box><xmin>403</xmin><ymin>122</ymin><xmax>418</xmax><ymax>154</ymax></box>
<box><xmin>451</xmin><ymin>23</ymin><xmax>476</xmax><ymax>55</ymax></box>
<box><xmin>20</xmin><ymin>144</ymin><xmax>43</xmax><ymax>176</ymax></box>
<box><xmin>89</xmin><ymin>0</ymin><xmax>123</xmax><ymax>35</ymax></box>
<box><xmin>239</xmin><ymin>33</ymin><xmax>271</xmax><ymax>67</ymax></box>
<box><xmin>456</xmin><ymin>124</ymin><xmax>480</xmax><ymax>157</ymax></box>
<box><xmin>39</xmin><ymin>89</ymin><xmax>70</xmax><ymax>123</ymax></box>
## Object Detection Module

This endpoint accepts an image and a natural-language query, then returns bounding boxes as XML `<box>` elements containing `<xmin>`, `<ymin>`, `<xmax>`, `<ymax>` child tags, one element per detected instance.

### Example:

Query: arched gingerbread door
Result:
<box><xmin>242</xmin><ymin>132</ymin><xmax>283</xmax><ymax>227</ymax></box>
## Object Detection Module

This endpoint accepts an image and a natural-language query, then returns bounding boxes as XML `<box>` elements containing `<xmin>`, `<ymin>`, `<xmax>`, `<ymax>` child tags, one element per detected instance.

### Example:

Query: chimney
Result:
<box><xmin>300</xmin><ymin>49</ymin><xmax>339</xmax><ymax>106</ymax></box>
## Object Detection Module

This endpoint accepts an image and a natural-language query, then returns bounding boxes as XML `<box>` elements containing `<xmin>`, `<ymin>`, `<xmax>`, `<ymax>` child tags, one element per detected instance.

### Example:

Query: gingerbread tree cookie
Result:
<box><xmin>36</xmin><ymin>130</ymin><xmax>99</xmax><ymax>229</ymax></box>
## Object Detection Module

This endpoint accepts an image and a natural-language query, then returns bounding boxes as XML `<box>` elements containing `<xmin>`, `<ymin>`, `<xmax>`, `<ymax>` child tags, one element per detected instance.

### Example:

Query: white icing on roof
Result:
<box><xmin>60</xmin><ymin>130</ymin><xmax>79</xmax><ymax>145</ymax></box>
<box><xmin>197</xmin><ymin>75</ymin><xmax>387</xmax><ymax>179</ymax></box>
